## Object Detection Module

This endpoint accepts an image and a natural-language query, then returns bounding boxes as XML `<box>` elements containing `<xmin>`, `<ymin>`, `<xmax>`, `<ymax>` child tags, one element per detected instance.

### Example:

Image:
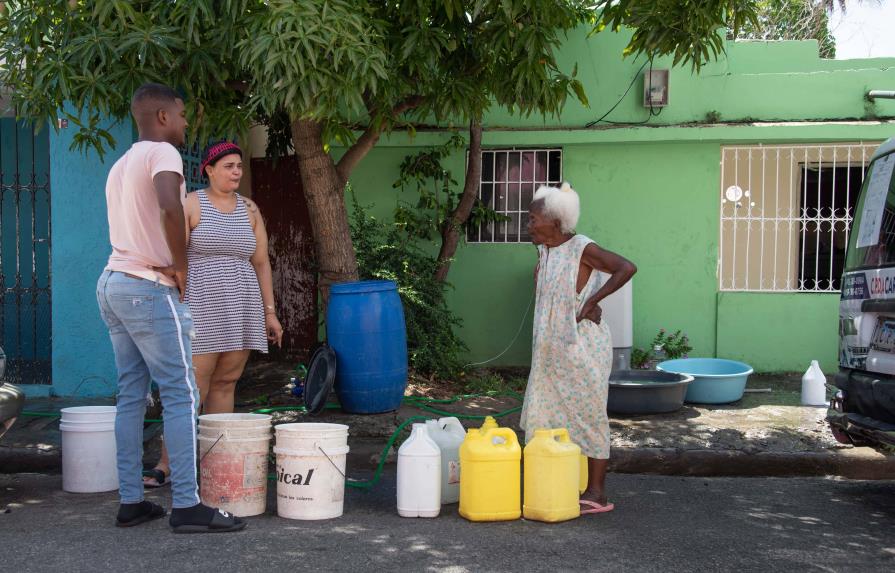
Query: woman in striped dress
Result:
<box><xmin>143</xmin><ymin>141</ymin><xmax>283</xmax><ymax>487</ymax></box>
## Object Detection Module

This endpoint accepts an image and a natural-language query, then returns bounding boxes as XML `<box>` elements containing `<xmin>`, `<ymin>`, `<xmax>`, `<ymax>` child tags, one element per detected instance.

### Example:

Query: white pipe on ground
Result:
<box><xmin>867</xmin><ymin>90</ymin><xmax>895</xmax><ymax>100</ymax></box>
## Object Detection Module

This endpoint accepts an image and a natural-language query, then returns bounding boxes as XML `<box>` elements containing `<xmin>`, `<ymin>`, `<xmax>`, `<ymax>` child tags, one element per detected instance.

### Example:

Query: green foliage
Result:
<box><xmin>0</xmin><ymin>0</ymin><xmax>259</xmax><ymax>156</ymax></box>
<box><xmin>239</xmin><ymin>0</ymin><xmax>390</xmax><ymax>122</ymax></box>
<box><xmin>392</xmin><ymin>134</ymin><xmax>464</xmax><ymax>241</ymax></box>
<box><xmin>592</xmin><ymin>0</ymin><xmax>760</xmax><ymax>70</ymax></box>
<box><xmin>349</xmin><ymin>189</ymin><xmax>467</xmax><ymax>378</ymax></box>
<box><xmin>436</xmin><ymin>1</ymin><xmax>589</xmax><ymax>121</ymax></box>
<box><xmin>733</xmin><ymin>0</ymin><xmax>836</xmax><ymax>58</ymax></box>
<box><xmin>632</xmin><ymin>329</ymin><xmax>693</xmax><ymax>368</ymax></box>
<box><xmin>0</xmin><ymin>0</ymin><xmax>595</xmax><ymax>157</ymax></box>
<box><xmin>392</xmin><ymin>134</ymin><xmax>507</xmax><ymax>241</ymax></box>
<box><xmin>705</xmin><ymin>110</ymin><xmax>723</xmax><ymax>123</ymax></box>
<box><xmin>0</xmin><ymin>1</ymin><xmax>761</xmax><ymax>159</ymax></box>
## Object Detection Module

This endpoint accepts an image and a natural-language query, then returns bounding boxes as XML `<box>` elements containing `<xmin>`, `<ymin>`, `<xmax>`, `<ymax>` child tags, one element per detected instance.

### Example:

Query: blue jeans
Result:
<box><xmin>96</xmin><ymin>270</ymin><xmax>200</xmax><ymax>508</ymax></box>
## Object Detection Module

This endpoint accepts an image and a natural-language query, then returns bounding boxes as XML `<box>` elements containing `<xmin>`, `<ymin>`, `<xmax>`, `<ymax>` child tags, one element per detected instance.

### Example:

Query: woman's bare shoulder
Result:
<box><xmin>240</xmin><ymin>195</ymin><xmax>259</xmax><ymax>212</ymax></box>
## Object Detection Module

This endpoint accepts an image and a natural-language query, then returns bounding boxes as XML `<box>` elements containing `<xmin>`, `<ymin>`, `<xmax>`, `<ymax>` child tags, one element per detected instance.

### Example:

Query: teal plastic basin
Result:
<box><xmin>657</xmin><ymin>358</ymin><xmax>754</xmax><ymax>404</ymax></box>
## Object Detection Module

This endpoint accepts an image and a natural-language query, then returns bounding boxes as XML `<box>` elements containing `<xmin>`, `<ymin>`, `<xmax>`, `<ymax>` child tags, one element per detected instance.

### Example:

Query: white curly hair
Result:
<box><xmin>532</xmin><ymin>181</ymin><xmax>580</xmax><ymax>234</ymax></box>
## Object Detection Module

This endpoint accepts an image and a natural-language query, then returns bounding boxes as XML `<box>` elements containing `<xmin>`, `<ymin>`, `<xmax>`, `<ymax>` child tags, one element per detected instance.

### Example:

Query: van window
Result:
<box><xmin>845</xmin><ymin>153</ymin><xmax>895</xmax><ymax>271</ymax></box>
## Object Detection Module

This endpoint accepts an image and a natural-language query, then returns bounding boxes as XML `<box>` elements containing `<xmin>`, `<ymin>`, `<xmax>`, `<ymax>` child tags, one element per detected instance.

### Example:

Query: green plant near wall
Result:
<box><xmin>462</xmin><ymin>371</ymin><xmax>527</xmax><ymax>394</ymax></box>
<box><xmin>349</xmin><ymin>189</ymin><xmax>467</xmax><ymax>378</ymax></box>
<box><xmin>704</xmin><ymin>110</ymin><xmax>722</xmax><ymax>123</ymax></box>
<box><xmin>392</xmin><ymin>135</ymin><xmax>507</xmax><ymax>242</ymax></box>
<box><xmin>632</xmin><ymin>329</ymin><xmax>693</xmax><ymax>369</ymax></box>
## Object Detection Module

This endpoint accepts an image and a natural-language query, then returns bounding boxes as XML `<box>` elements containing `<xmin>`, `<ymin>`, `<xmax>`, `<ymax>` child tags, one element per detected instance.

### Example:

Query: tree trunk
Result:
<box><xmin>434</xmin><ymin>120</ymin><xmax>483</xmax><ymax>282</ymax></box>
<box><xmin>291</xmin><ymin>118</ymin><xmax>359</xmax><ymax>304</ymax></box>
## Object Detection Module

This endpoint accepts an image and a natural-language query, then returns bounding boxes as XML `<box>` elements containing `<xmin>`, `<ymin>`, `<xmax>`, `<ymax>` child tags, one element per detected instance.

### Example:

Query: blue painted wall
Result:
<box><xmin>45</xmin><ymin>113</ymin><xmax>132</xmax><ymax>397</ymax></box>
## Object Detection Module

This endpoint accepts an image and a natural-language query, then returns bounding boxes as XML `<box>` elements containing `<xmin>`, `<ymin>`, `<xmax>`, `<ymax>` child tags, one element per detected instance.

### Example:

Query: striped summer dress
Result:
<box><xmin>184</xmin><ymin>190</ymin><xmax>268</xmax><ymax>355</ymax></box>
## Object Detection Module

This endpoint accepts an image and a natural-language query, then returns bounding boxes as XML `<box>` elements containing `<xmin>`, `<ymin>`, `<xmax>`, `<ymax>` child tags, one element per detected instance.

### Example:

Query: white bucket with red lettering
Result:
<box><xmin>198</xmin><ymin>413</ymin><xmax>272</xmax><ymax>517</ymax></box>
<box><xmin>274</xmin><ymin>423</ymin><xmax>349</xmax><ymax>520</ymax></box>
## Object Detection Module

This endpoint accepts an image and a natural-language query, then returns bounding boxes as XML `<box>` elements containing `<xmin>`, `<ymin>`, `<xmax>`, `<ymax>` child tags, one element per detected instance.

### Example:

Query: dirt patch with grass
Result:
<box><xmin>237</xmin><ymin>358</ymin><xmax>528</xmax><ymax>408</ymax></box>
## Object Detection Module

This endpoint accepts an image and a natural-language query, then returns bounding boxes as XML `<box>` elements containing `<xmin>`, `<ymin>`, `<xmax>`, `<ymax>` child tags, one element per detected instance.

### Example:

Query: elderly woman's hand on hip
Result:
<box><xmin>577</xmin><ymin>298</ymin><xmax>603</xmax><ymax>325</ymax></box>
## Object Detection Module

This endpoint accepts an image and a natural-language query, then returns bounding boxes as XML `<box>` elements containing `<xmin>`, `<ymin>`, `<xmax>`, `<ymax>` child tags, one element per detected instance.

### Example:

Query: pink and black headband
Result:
<box><xmin>200</xmin><ymin>141</ymin><xmax>243</xmax><ymax>177</ymax></box>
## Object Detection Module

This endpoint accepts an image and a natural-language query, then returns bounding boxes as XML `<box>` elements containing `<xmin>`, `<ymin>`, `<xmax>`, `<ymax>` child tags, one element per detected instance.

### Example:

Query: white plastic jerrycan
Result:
<box><xmin>801</xmin><ymin>360</ymin><xmax>828</xmax><ymax>406</ymax></box>
<box><xmin>425</xmin><ymin>417</ymin><xmax>465</xmax><ymax>504</ymax></box>
<box><xmin>397</xmin><ymin>423</ymin><xmax>441</xmax><ymax>517</ymax></box>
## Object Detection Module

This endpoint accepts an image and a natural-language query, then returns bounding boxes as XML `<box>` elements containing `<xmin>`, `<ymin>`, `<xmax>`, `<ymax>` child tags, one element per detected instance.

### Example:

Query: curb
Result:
<box><xmin>4</xmin><ymin>443</ymin><xmax>893</xmax><ymax>481</ymax></box>
<box><xmin>609</xmin><ymin>447</ymin><xmax>895</xmax><ymax>480</ymax></box>
<box><xmin>0</xmin><ymin>447</ymin><xmax>60</xmax><ymax>474</ymax></box>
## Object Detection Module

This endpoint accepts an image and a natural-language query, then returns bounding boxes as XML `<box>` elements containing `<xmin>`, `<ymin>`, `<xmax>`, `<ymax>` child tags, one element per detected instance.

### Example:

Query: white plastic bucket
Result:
<box><xmin>274</xmin><ymin>423</ymin><xmax>349</xmax><ymax>520</ymax></box>
<box><xmin>60</xmin><ymin>406</ymin><xmax>118</xmax><ymax>493</ymax></box>
<box><xmin>198</xmin><ymin>413</ymin><xmax>272</xmax><ymax>517</ymax></box>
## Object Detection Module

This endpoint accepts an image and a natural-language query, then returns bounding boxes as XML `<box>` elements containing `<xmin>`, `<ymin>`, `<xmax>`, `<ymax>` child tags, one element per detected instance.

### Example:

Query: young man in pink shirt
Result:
<box><xmin>96</xmin><ymin>83</ymin><xmax>244</xmax><ymax>533</ymax></box>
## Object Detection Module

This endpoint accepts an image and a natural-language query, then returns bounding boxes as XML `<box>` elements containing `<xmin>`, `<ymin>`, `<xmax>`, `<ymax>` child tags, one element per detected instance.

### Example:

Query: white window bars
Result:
<box><xmin>468</xmin><ymin>148</ymin><xmax>562</xmax><ymax>243</ymax></box>
<box><xmin>719</xmin><ymin>143</ymin><xmax>880</xmax><ymax>292</ymax></box>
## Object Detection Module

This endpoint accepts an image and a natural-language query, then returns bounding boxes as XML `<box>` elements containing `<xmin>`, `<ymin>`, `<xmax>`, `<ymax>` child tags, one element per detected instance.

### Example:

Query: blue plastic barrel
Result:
<box><xmin>326</xmin><ymin>280</ymin><xmax>408</xmax><ymax>414</ymax></box>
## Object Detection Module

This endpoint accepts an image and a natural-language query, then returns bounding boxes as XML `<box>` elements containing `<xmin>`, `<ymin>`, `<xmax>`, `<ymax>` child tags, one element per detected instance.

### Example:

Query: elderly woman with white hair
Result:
<box><xmin>522</xmin><ymin>182</ymin><xmax>636</xmax><ymax>514</ymax></box>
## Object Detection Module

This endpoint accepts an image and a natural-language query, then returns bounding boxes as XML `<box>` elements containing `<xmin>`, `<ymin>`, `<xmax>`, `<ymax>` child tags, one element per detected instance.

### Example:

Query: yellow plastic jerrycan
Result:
<box><xmin>523</xmin><ymin>428</ymin><xmax>582</xmax><ymax>523</ymax></box>
<box><xmin>459</xmin><ymin>427</ymin><xmax>521</xmax><ymax>522</ymax></box>
<box><xmin>579</xmin><ymin>454</ymin><xmax>588</xmax><ymax>495</ymax></box>
<box><xmin>479</xmin><ymin>416</ymin><xmax>498</xmax><ymax>435</ymax></box>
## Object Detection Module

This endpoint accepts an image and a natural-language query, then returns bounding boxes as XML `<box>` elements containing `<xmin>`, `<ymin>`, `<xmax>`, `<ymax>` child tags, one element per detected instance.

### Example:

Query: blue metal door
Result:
<box><xmin>0</xmin><ymin>119</ymin><xmax>51</xmax><ymax>385</ymax></box>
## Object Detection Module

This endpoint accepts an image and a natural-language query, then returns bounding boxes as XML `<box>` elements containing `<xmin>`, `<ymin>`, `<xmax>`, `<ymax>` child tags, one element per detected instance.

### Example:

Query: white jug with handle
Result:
<box><xmin>425</xmin><ymin>417</ymin><xmax>465</xmax><ymax>504</ymax></box>
<box><xmin>397</xmin><ymin>423</ymin><xmax>441</xmax><ymax>517</ymax></box>
<box><xmin>801</xmin><ymin>360</ymin><xmax>827</xmax><ymax>406</ymax></box>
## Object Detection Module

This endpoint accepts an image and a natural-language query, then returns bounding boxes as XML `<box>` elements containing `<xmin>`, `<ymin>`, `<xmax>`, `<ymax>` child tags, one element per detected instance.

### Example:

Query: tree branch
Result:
<box><xmin>334</xmin><ymin>122</ymin><xmax>383</xmax><ymax>184</ymax></box>
<box><xmin>434</xmin><ymin>119</ymin><xmax>482</xmax><ymax>282</ymax></box>
<box><xmin>335</xmin><ymin>95</ymin><xmax>425</xmax><ymax>183</ymax></box>
<box><xmin>392</xmin><ymin>95</ymin><xmax>424</xmax><ymax>116</ymax></box>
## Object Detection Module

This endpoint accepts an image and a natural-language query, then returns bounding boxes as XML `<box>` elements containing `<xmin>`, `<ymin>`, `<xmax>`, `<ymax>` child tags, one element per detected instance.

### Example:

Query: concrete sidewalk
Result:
<box><xmin>2</xmin><ymin>373</ymin><xmax>894</xmax><ymax>479</ymax></box>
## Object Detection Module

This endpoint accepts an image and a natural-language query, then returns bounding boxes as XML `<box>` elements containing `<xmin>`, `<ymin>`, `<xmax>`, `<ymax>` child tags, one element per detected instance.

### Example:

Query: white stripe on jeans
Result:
<box><xmin>166</xmin><ymin>294</ymin><xmax>200</xmax><ymax>506</ymax></box>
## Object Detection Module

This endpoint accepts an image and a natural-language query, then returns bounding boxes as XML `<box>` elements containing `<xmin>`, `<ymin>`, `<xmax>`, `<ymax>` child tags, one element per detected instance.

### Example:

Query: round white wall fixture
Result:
<box><xmin>724</xmin><ymin>185</ymin><xmax>744</xmax><ymax>202</ymax></box>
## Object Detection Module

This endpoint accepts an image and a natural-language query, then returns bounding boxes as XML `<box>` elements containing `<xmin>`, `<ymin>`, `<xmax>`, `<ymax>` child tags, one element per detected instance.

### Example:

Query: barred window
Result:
<box><xmin>468</xmin><ymin>148</ymin><xmax>562</xmax><ymax>243</ymax></box>
<box><xmin>719</xmin><ymin>143</ymin><xmax>879</xmax><ymax>292</ymax></box>
<box><xmin>180</xmin><ymin>142</ymin><xmax>205</xmax><ymax>193</ymax></box>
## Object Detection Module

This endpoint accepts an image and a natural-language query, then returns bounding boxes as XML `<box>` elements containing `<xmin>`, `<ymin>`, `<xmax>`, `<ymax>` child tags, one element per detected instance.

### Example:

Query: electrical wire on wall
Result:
<box><xmin>585</xmin><ymin>59</ymin><xmax>663</xmax><ymax>128</ymax></box>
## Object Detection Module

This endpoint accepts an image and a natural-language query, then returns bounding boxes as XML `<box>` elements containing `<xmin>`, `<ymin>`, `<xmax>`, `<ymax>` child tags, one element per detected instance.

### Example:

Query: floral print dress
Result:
<box><xmin>520</xmin><ymin>234</ymin><xmax>613</xmax><ymax>459</ymax></box>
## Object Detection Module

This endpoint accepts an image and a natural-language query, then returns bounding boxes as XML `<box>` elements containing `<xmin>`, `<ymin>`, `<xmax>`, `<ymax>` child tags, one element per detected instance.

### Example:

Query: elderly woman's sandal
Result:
<box><xmin>579</xmin><ymin>499</ymin><xmax>615</xmax><ymax>514</ymax></box>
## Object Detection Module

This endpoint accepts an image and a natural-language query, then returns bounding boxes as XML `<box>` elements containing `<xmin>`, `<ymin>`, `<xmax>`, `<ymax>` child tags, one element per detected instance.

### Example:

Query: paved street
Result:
<box><xmin>2</xmin><ymin>471</ymin><xmax>893</xmax><ymax>572</ymax></box>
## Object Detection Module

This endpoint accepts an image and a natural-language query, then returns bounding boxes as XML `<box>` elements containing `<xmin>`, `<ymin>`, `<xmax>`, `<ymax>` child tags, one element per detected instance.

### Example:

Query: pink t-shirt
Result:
<box><xmin>104</xmin><ymin>141</ymin><xmax>186</xmax><ymax>287</ymax></box>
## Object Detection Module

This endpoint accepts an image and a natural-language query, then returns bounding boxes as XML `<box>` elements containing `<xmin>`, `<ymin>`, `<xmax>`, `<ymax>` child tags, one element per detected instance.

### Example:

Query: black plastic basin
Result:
<box><xmin>608</xmin><ymin>370</ymin><xmax>694</xmax><ymax>415</ymax></box>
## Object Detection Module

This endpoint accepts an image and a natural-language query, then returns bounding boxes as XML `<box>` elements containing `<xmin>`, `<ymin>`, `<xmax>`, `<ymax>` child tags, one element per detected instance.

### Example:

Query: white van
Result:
<box><xmin>829</xmin><ymin>137</ymin><xmax>895</xmax><ymax>451</ymax></box>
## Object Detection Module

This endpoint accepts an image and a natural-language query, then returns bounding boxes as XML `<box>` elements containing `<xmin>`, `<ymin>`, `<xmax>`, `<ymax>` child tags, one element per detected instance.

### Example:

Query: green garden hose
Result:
<box><xmin>249</xmin><ymin>392</ymin><xmax>523</xmax><ymax>489</ymax></box>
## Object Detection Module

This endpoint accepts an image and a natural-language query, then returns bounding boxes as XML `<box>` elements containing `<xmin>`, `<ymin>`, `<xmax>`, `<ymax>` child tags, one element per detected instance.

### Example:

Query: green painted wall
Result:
<box><xmin>334</xmin><ymin>26</ymin><xmax>895</xmax><ymax>373</ymax></box>
<box><xmin>348</xmin><ymin>141</ymin><xmax>724</xmax><ymax>366</ymax></box>
<box><xmin>347</xmin><ymin>137</ymin><xmax>856</xmax><ymax>372</ymax></box>
<box><xmin>483</xmin><ymin>28</ymin><xmax>895</xmax><ymax>127</ymax></box>
<box><xmin>716</xmin><ymin>292</ymin><xmax>839</xmax><ymax>373</ymax></box>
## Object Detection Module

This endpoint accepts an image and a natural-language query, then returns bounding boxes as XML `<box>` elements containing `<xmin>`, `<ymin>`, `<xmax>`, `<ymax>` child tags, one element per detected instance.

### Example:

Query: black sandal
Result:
<box><xmin>115</xmin><ymin>501</ymin><xmax>167</xmax><ymax>528</ymax></box>
<box><xmin>142</xmin><ymin>468</ymin><xmax>169</xmax><ymax>489</ymax></box>
<box><xmin>171</xmin><ymin>508</ymin><xmax>247</xmax><ymax>534</ymax></box>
